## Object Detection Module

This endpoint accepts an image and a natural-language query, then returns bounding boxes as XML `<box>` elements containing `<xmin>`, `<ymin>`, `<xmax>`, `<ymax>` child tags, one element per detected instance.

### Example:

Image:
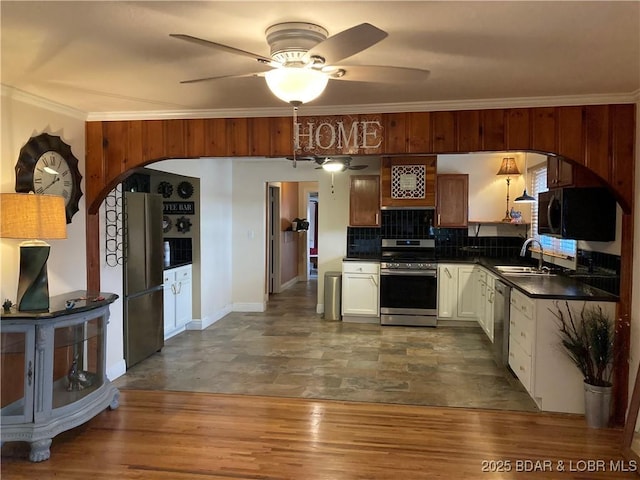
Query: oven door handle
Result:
<box><xmin>381</xmin><ymin>270</ymin><xmax>437</xmax><ymax>277</ymax></box>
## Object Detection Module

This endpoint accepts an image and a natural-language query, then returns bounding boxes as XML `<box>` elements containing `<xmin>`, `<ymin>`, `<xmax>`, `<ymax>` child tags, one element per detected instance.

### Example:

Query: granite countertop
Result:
<box><xmin>344</xmin><ymin>254</ymin><xmax>618</xmax><ymax>302</ymax></box>
<box><xmin>477</xmin><ymin>259</ymin><xmax>618</xmax><ymax>302</ymax></box>
<box><xmin>343</xmin><ymin>257</ymin><xmax>380</xmax><ymax>262</ymax></box>
<box><xmin>164</xmin><ymin>261</ymin><xmax>192</xmax><ymax>270</ymax></box>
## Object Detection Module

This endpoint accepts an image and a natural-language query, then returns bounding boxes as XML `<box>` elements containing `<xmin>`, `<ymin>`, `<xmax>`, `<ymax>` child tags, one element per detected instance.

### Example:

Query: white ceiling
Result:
<box><xmin>1</xmin><ymin>1</ymin><xmax>639</xmax><ymax>119</ymax></box>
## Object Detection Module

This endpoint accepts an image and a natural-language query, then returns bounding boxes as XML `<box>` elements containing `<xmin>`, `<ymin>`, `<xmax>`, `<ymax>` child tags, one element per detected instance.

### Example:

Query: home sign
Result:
<box><xmin>294</xmin><ymin>115</ymin><xmax>383</xmax><ymax>154</ymax></box>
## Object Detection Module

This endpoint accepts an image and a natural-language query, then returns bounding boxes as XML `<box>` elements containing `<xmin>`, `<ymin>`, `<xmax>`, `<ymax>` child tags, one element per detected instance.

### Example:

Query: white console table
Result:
<box><xmin>1</xmin><ymin>291</ymin><xmax>120</xmax><ymax>462</ymax></box>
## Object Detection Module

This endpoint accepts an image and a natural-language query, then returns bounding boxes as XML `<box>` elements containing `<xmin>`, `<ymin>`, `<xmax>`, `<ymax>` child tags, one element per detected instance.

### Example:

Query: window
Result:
<box><xmin>529</xmin><ymin>164</ymin><xmax>577</xmax><ymax>259</ymax></box>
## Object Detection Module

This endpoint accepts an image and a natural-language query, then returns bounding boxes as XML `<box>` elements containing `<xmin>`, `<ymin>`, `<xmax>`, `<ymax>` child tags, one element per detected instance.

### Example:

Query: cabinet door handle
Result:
<box><xmin>444</xmin><ymin>267</ymin><xmax>452</xmax><ymax>279</ymax></box>
<box><xmin>176</xmin><ymin>281</ymin><xmax>182</xmax><ymax>294</ymax></box>
<box><xmin>375</xmin><ymin>213</ymin><xmax>379</xmax><ymax>225</ymax></box>
<box><xmin>27</xmin><ymin>360</ymin><xmax>33</xmax><ymax>386</ymax></box>
<box><xmin>171</xmin><ymin>283</ymin><xmax>176</xmax><ymax>295</ymax></box>
<box><xmin>438</xmin><ymin>214</ymin><xmax>441</xmax><ymax>225</ymax></box>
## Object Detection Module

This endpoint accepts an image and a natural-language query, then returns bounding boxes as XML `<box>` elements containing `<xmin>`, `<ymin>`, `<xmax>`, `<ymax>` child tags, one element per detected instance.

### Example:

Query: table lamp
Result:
<box><xmin>496</xmin><ymin>157</ymin><xmax>520</xmax><ymax>222</ymax></box>
<box><xmin>0</xmin><ymin>193</ymin><xmax>67</xmax><ymax>311</ymax></box>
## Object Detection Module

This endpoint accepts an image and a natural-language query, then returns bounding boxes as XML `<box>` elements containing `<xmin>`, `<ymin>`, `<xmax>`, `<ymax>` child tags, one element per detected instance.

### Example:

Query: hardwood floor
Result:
<box><xmin>1</xmin><ymin>390</ymin><xmax>636</xmax><ymax>479</ymax></box>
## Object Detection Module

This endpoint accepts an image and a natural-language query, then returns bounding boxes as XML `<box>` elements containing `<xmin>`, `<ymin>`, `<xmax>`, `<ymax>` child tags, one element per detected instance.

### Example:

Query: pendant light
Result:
<box><xmin>515</xmin><ymin>152</ymin><xmax>536</xmax><ymax>203</ymax></box>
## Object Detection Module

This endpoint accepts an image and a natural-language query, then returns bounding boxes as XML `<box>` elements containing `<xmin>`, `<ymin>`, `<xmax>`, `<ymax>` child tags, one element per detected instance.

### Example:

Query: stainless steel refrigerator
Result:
<box><xmin>123</xmin><ymin>192</ymin><xmax>164</xmax><ymax>368</ymax></box>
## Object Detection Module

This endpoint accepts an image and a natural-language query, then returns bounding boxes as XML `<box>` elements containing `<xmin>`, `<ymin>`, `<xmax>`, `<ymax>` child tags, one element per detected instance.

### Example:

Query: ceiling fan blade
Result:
<box><xmin>306</xmin><ymin>23</ymin><xmax>387</xmax><ymax>65</ymax></box>
<box><xmin>170</xmin><ymin>33</ymin><xmax>273</xmax><ymax>64</ymax></box>
<box><xmin>348</xmin><ymin>165</ymin><xmax>368</xmax><ymax>170</ymax></box>
<box><xmin>328</xmin><ymin>65</ymin><xmax>430</xmax><ymax>83</ymax></box>
<box><xmin>179</xmin><ymin>71</ymin><xmax>267</xmax><ymax>84</ymax></box>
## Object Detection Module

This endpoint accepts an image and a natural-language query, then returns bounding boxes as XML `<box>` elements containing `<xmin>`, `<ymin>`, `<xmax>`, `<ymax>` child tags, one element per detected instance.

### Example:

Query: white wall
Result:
<box><xmin>149</xmin><ymin>158</ymin><xmax>234</xmax><ymax>330</ymax></box>
<box><xmin>231</xmin><ymin>158</ymin><xmax>327</xmax><ymax>310</ymax></box>
<box><xmin>437</xmin><ymin>152</ymin><xmax>535</xmax><ymax>225</ymax></box>
<box><xmin>1</xmin><ymin>92</ymin><xmax>87</xmax><ymax>299</ymax></box>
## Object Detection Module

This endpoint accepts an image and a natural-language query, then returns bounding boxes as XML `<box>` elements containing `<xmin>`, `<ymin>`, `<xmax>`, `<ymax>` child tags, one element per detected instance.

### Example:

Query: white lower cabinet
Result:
<box><xmin>437</xmin><ymin>264</ymin><xmax>478</xmax><ymax>321</ymax></box>
<box><xmin>342</xmin><ymin>261</ymin><xmax>379</xmax><ymax>321</ymax></box>
<box><xmin>507</xmin><ymin>289</ymin><xmax>616</xmax><ymax>414</ymax></box>
<box><xmin>477</xmin><ymin>268</ymin><xmax>496</xmax><ymax>342</ymax></box>
<box><xmin>164</xmin><ymin>264</ymin><xmax>192</xmax><ymax>339</ymax></box>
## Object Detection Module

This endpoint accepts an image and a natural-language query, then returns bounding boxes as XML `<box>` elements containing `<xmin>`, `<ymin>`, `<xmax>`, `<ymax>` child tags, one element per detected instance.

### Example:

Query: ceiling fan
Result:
<box><xmin>170</xmin><ymin>22</ymin><xmax>430</xmax><ymax>105</ymax></box>
<box><xmin>287</xmin><ymin>156</ymin><xmax>368</xmax><ymax>171</ymax></box>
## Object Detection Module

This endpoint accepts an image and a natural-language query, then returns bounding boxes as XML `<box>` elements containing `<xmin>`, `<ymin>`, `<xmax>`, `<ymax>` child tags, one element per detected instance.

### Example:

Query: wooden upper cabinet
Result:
<box><xmin>380</xmin><ymin>156</ymin><xmax>437</xmax><ymax>208</ymax></box>
<box><xmin>349</xmin><ymin>175</ymin><xmax>380</xmax><ymax>227</ymax></box>
<box><xmin>547</xmin><ymin>156</ymin><xmax>574</xmax><ymax>188</ymax></box>
<box><xmin>547</xmin><ymin>156</ymin><xmax>602</xmax><ymax>189</ymax></box>
<box><xmin>436</xmin><ymin>174</ymin><xmax>469</xmax><ymax>227</ymax></box>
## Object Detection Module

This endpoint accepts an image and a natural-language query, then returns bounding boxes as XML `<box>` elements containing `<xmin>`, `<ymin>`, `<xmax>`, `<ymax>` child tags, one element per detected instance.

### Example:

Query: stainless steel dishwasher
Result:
<box><xmin>493</xmin><ymin>280</ymin><xmax>511</xmax><ymax>367</ymax></box>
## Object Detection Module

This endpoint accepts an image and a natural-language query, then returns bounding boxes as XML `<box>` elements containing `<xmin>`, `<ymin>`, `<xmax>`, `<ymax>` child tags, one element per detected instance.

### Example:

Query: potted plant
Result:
<box><xmin>550</xmin><ymin>301</ymin><xmax>616</xmax><ymax>428</ymax></box>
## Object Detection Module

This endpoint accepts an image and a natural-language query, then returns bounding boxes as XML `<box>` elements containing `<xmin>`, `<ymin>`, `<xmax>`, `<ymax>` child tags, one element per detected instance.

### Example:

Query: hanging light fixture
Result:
<box><xmin>514</xmin><ymin>152</ymin><xmax>536</xmax><ymax>203</ymax></box>
<box><xmin>265</xmin><ymin>67</ymin><xmax>329</xmax><ymax>106</ymax></box>
<box><xmin>496</xmin><ymin>157</ymin><xmax>520</xmax><ymax>222</ymax></box>
<box><xmin>321</xmin><ymin>159</ymin><xmax>345</xmax><ymax>172</ymax></box>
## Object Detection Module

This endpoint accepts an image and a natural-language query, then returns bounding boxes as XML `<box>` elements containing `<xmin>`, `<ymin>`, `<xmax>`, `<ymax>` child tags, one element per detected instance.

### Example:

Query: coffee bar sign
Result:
<box><xmin>163</xmin><ymin>201</ymin><xmax>195</xmax><ymax>215</ymax></box>
<box><xmin>294</xmin><ymin>115</ymin><xmax>383</xmax><ymax>154</ymax></box>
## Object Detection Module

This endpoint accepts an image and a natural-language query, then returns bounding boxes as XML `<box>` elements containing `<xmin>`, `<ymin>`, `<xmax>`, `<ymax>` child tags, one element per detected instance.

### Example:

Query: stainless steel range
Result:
<box><xmin>380</xmin><ymin>239</ymin><xmax>437</xmax><ymax>327</ymax></box>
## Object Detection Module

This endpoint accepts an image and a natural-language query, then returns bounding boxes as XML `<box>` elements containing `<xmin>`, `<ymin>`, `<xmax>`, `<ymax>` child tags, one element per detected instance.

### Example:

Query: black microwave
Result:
<box><xmin>538</xmin><ymin>187</ymin><xmax>616</xmax><ymax>241</ymax></box>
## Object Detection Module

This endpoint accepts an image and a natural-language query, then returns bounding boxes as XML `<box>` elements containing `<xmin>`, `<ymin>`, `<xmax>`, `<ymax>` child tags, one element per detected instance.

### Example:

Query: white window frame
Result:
<box><xmin>529</xmin><ymin>164</ymin><xmax>577</xmax><ymax>260</ymax></box>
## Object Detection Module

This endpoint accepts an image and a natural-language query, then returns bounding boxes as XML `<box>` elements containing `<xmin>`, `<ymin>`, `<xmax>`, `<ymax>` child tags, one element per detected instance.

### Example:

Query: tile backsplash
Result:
<box><xmin>381</xmin><ymin>209</ymin><xmax>435</xmax><ymax>239</ymax></box>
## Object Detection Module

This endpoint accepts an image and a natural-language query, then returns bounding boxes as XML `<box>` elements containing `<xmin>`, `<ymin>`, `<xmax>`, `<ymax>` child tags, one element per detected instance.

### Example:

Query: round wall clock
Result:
<box><xmin>177</xmin><ymin>181</ymin><xmax>194</xmax><ymax>199</ymax></box>
<box><xmin>15</xmin><ymin>133</ymin><xmax>83</xmax><ymax>224</ymax></box>
<box><xmin>157</xmin><ymin>181</ymin><xmax>173</xmax><ymax>198</ymax></box>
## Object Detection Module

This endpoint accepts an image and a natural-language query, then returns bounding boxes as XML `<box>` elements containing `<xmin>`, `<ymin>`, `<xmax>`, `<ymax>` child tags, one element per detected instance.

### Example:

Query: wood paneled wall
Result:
<box><xmin>84</xmin><ymin>103</ymin><xmax>636</xmax><ymax>425</ymax></box>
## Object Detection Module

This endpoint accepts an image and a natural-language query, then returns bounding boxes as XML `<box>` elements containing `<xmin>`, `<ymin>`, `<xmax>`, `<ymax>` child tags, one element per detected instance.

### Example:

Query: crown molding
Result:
<box><xmin>1</xmin><ymin>85</ymin><xmax>87</xmax><ymax>121</ymax></box>
<box><xmin>3</xmin><ymin>84</ymin><xmax>637</xmax><ymax>122</ymax></box>
<box><xmin>86</xmin><ymin>91</ymin><xmax>640</xmax><ymax>121</ymax></box>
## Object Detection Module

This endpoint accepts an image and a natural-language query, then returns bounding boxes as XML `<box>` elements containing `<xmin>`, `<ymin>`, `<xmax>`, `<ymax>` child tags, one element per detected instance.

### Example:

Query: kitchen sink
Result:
<box><xmin>494</xmin><ymin>265</ymin><xmax>556</xmax><ymax>276</ymax></box>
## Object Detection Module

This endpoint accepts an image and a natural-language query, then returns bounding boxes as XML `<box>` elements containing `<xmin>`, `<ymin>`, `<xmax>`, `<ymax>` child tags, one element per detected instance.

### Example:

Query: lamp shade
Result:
<box><xmin>496</xmin><ymin>157</ymin><xmax>520</xmax><ymax>176</ymax></box>
<box><xmin>514</xmin><ymin>190</ymin><xmax>536</xmax><ymax>203</ymax></box>
<box><xmin>1</xmin><ymin>193</ymin><xmax>67</xmax><ymax>240</ymax></box>
<box><xmin>265</xmin><ymin>67</ymin><xmax>329</xmax><ymax>105</ymax></box>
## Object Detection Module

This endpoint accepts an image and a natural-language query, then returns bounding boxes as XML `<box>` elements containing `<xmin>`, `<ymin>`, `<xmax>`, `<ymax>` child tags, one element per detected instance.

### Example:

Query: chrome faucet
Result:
<box><xmin>520</xmin><ymin>238</ymin><xmax>545</xmax><ymax>271</ymax></box>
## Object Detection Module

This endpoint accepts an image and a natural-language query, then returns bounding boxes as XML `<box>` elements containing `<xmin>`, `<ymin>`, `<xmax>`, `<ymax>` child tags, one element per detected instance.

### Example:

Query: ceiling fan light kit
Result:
<box><xmin>172</xmin><ymin>21</ymin><xmax>429</xmax><ymax>106</ymax></box>
<box><xmin>321</xmin><ymin>159</ymin><xmax>346</xmax><ymax>172</ymax></box>
<box><xmin>265</xmin><ymin>67</ymin><xmax>329</xmax><ymax>105</ymax></box>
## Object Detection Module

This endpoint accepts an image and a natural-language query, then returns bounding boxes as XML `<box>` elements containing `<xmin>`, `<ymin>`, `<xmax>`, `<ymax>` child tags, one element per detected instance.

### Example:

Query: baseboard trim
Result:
<box><xmin>233</xmin><ymin>302</ymin><xmax>266</xmax><ymax>313</ymax></box>
<box><xmin>187</xmin><ymin>305</ymin><xmax>233</xmax><ymax>330</ymax></box>
<box><xmin>279</xmin><ymin>276</ymin><xmax>299</xmax><ymax>292</ymax></box>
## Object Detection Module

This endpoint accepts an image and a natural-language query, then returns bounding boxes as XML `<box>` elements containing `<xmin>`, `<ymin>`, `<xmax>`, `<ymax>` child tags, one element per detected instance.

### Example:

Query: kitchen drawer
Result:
<box><xmin>510</xmin><ymin>315</ymin><xmax>534</xmax><ymax>356</ymax></box>
<box><xmin>342</xmin><ymin>262</ymin><xmax>380</xmax><ymax>275</ymax></box>
<box><xmin>511</xmin><ymin>289</ymin><xmax>534</xmax><ymax>320</ymax></box>
<box><xmin>509</xmin><ymin>341</ymin><xmax>532</xmax><ymax>392</ymax></box>
<box><xmin>176</xmin><ymin>267</ymin><xmax>191</xmax><ymax>281</ymax></box>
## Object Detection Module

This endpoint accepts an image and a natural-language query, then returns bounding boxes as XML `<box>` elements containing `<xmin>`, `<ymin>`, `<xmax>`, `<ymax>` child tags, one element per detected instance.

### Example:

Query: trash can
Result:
<box><xmin>324</xmin><ymin>271</ymin><xmax>342</xmax><ymax>321</ymax></box>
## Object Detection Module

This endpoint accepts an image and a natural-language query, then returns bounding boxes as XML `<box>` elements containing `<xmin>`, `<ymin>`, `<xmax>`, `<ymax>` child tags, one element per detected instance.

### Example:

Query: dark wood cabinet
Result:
<box><xmin>380</xmin><ymin>156</ymin><xmax>437</xmax><ymax>208</ymax></box>
<box><xmin>547</xmin><ymin>156</ymin><xmax>603</xmax><ymax>189</ymax></box>
<box><xmin>349</xmin><ymin>175</ymin><xmax>380</xmax><ymax>226</ymax></box>
<box><xmin>436</xmin><ymin>174</ymin><xmax>469</xmax><ymax>227</ymax></box>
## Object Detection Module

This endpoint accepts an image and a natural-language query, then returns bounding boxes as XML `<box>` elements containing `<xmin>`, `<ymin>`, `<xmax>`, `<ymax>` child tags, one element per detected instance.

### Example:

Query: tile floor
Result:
<box><xmin>114</xmin><ymin>279</ymin><xmax>538</xmax><ymax>411</ymax></box>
